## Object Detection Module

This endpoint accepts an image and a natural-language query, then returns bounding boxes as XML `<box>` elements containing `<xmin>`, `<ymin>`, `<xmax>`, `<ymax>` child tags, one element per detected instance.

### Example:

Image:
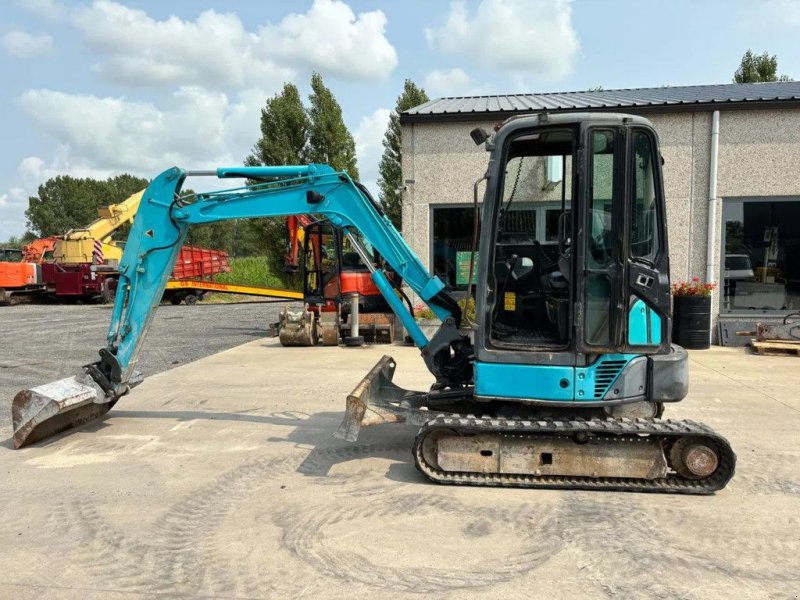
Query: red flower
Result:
<box><xmin>672</xmin><ymin>278</ymin><xmax>717</xmax><ymax>298</ymax></box>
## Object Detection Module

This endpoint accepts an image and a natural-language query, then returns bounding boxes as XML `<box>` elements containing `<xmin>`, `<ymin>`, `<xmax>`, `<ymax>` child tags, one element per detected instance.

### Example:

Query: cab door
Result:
<box><xmin>621</xmin><ymin>127</ymin><xmax>670</xmax><ymax>352</ymax></box>
<box><xmin>575</xmin><ymin>124</ymin><xmax>670</xmax><ymax>355</ymax></box>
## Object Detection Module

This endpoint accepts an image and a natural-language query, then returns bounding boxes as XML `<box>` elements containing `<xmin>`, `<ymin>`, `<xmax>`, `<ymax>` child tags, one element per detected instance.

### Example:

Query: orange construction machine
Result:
<box><xmin>0</xmin><ymin>242</ymin><xmax>49</xmax><ymax>303</ymax></box>
<box><xmin>22</xmin><ymin>237</ymin><xmax>58</xmax><ymax>263</ymax></box>
<box><xmin>277</xmin><ymin>215</ymin><xmax>403</xmax><ymax>346</ymax></box>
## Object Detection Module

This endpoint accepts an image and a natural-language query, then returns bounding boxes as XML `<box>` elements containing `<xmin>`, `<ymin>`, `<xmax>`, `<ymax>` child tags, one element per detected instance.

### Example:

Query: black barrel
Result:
<box><xmin>672</xmin><ymin>296</ymin><xmax>711</xmax><ymax>350</ymax></box>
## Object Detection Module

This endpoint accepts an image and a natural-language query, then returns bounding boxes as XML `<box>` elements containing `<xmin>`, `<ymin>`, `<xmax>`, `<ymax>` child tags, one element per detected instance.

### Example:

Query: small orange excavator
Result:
<box><xmin>0</xmin><ymin>238</ymin><xmax>58</xmax><ymax>303</ymax></box>
<box><xmin>277</xmin><ymin>215</ymin><xmax>404</xmax><ymax>346</ymax></box>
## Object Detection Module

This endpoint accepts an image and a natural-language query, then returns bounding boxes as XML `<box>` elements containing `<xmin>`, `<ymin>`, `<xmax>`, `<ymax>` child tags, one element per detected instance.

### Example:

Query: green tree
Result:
<box><xmin>25</xmin><ymin>173</ymin><xmax>148</xmax><ymax>237</ymax></box>
<box><xmin>733</xmin><ymin>50</ymin><xmax>792</xmax><ymax>83</ymax></box>
<box><xmin>241</xmin><ymin>76</ymin><xmax>361</xmax><ymax>285</ymax></box>
<box><xmin>243</xmin><ymin>83</ymin><xmax>313</xmax><ymax>282</ymax></box>
<box><xmin>247</xmin><ymin>83</ymin><xmax>310</xmax><ymax>166</ymax></box>
<box><xmin>307</xmin><ymin>72</ymin><xmax>359</xmax><ymax>178</ymax></box>
<box><xmin>378</xmin><ymin>79</ymin><xmax>429</xmax><ymax>230</ymax></box>
<box><xmin>1</xmin><ymin>235</ymin><xmax>22</xmax><ymax>250</ymax></box>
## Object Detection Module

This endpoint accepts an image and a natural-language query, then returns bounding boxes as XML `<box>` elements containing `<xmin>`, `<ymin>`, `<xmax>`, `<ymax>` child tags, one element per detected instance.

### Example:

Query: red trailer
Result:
<box><xmin>162</xmin><ymin>246</ymin><xmax>231</xmax><ymax>305</ymax></box>
<box><xmin>171</xmin><ymin>245</ymin><xmax>230</xmax><ymax>280</ymax></box>
<box><xmin>41</xmin><ymin>245</ymin><xmax>230</xmax><ymax>303</ymax></box>
<box><xmin>41</xmin><ymin>262</ymin><xmax>112</xmax><ymax>301</ymax></box>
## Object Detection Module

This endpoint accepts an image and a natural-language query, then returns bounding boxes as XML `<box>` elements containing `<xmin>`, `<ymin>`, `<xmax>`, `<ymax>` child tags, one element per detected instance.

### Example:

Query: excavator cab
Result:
<box><xmin>471</xmin><ymin>114</ymin><xmax>678</xmax><ymax>417</ymax></box>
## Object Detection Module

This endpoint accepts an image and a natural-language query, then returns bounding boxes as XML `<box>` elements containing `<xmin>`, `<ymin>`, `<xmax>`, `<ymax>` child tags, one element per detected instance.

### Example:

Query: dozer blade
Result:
<box><xmin>12</xmin><ymin>372</ymin><xmax>124</xmax><ymax>449</ymax></box>
<box><xmin>334</xmin><ymin>355</ymin><xmax>413</xmax><ymax>442</ymax></box>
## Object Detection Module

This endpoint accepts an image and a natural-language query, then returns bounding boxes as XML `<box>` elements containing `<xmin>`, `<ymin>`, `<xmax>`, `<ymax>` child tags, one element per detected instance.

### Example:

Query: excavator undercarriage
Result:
<box><xmin>337</xmin><ymin>355</ymin><xmax>735</xmax><ymax>494</ymax></box>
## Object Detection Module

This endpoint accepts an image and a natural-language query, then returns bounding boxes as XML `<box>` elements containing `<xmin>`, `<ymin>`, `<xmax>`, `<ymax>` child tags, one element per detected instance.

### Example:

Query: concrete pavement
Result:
<box><xmin>1</xmin><ymin>341</ymin><xmax>798</xmax><ymax>599</ymax></box>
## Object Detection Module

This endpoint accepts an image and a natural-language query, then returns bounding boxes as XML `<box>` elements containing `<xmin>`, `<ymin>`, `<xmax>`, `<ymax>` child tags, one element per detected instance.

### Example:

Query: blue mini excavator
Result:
<box><xmin>12</xmin><ymin>113</ymin><xmax>735</xmax><ymax>493</ymax></box>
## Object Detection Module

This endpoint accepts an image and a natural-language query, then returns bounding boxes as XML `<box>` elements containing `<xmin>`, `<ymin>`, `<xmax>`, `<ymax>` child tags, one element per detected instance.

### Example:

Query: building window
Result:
<box><xmin>431</xmin><ymin>206</ymin><xmax>481</xmax><ymax>291</ymax></box>
<box><xmin>721</xmin><ymin>198</ymin><xmax>800</xmax><ymax>313</ymax></box>
<box><xmin>430</xmin><ymin>202</ymin><xmax>568</xmax><ymax>292</ymax></box>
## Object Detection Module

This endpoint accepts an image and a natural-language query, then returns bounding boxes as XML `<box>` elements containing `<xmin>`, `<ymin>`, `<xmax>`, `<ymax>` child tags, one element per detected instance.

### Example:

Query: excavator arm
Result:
<box><xmin>12</xmin><ymin>164</ymin><xmax>471</xmax><ymax>448</ymax></box>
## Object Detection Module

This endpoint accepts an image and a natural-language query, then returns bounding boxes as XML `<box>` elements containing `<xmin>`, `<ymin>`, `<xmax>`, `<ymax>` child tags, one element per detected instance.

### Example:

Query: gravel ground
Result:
<box><xmin>0</xmin><ymin>301</ymin><xmax>296</xmax><ymax>437</ymax></box>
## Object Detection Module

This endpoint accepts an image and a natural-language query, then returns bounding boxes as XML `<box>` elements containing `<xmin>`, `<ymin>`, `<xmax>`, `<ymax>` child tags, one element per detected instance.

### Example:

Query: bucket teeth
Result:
<box><xmin>12</xmin><ymin>373</ymin><xmax>109</xmax><ymax>449</ymax></box>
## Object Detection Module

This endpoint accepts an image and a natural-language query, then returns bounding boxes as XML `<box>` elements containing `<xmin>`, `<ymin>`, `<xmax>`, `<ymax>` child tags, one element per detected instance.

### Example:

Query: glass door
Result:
<box><xmin>624</xmin><ymin>129</ymin><xmax>670</xmax><ymax>350</ymax></box>
<box><xmin>578</xmin><ymin>128</ymin><xmax>621</xmax><ymax>351</ymax></box>
<box><xmin>576</xmin><ymin>125</ymin><xmax>670</xmax><ymax>354</ymax></box>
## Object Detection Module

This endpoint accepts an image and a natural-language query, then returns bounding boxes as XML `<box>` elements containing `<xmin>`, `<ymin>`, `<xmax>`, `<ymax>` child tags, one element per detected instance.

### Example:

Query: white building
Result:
<box><xmin>400</xmin><ymin>81</ymin><xmax>800</xmax><ymax>342</ymax></box>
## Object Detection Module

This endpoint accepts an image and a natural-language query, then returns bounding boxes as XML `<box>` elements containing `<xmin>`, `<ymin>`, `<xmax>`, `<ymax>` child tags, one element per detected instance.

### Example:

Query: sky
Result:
<box><xmin>1</xmin><ymin>0</ymin><xmax>799</xmax><ymax>241</ymax></box>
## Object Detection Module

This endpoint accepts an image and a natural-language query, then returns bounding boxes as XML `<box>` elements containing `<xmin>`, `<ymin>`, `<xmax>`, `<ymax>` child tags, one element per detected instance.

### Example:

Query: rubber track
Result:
<box><xmin>413</xmin><ymin>416</ymin><xmax>736</xmax><ymax>494</ymax></box>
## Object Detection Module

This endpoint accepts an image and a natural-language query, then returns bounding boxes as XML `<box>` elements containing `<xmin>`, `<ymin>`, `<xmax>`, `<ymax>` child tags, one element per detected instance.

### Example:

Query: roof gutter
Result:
<box><xmin>399</xmin><ymin>99</ymin><xmax>800</xmax><ymax>124</ymax></box>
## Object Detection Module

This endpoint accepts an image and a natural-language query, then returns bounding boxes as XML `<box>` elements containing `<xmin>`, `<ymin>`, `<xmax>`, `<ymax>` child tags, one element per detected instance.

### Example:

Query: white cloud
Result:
<box><xmin>0</xmin><ymin>186</ymin><xmax>26</xmax><ymax>210</ymax></box>
<box><xmin>425</xmin><ymin>0</ymin><xmax>579</xmax><ymax>80</ymax></box>
<box><xmin>18</xmin><ymin>86</ymin><xmax>270</xmax><ymax>174</ymax></box>
<box><xmin>3</xmin><ymin>85</ymin><xmax>270</xmax><ymax>238</ymax></box>
<box><xmin>424</xmin><ymin>68</ymin><xmax>479</xmax><ymax>97</ymax></box>
<box><xmin>70</xmin><ymin>0</ymin><xmax>396</xmax><ymax>87</ymax></box>
<box><xmin>17</xmin><ymin>153</ymin><xmax>114</xmax><ymax>189</ymax></box>
<box><xmin>259</xmin><ymin>0</ymin><xmax>397</xmax><ymax>80</ymax></box>
<box><xmin>353</xmin><ymin>108</ymin><xmax>391</xmax><ymax>195</ymax></box>
<box><xmin>0</xmin><ymin>186</ymin><xmax>31</xmax><ymax>241</ymax></box>
<box><xmin>14</xmin><ymin>0</ymin><xmax>66</xmax><ymax>22</ymax></box>
<box><xmin>2</xmin><ymin>30</ymin><xmax>53</xmax><ymax>58</ymax></box>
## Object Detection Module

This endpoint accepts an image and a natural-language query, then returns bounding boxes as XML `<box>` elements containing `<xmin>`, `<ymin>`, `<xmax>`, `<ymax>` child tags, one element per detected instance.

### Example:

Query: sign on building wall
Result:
<box><xmin>456</xmin><ymin>251</ymin><xmax>478</xmax><ymax>285</ymax></box>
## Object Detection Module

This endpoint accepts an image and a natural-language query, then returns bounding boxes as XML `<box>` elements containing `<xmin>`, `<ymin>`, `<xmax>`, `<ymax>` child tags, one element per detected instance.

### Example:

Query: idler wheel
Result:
<box><xmin>670</xmin><ymin>437</ymin><xmax>719</xmax><ymax>479</ymax></box>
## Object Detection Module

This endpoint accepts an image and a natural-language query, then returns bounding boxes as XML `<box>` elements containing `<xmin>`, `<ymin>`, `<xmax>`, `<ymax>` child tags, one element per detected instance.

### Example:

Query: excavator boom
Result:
<box><xmin>12</xmin><ymin>164</ymin><xmax>468</xmax><ymax>448</ymax></box>
<box><xmin>22</xmin><ymin>237</ymin><xmax>58</xmax><ymax>263</ymax></box>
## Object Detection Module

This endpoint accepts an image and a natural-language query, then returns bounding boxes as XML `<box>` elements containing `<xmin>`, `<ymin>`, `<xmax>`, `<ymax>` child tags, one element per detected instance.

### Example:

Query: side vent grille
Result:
<box><xmin>594</xmin><ymin>360</ymin><xmax>627</xmax><ymax>398</ymax></box>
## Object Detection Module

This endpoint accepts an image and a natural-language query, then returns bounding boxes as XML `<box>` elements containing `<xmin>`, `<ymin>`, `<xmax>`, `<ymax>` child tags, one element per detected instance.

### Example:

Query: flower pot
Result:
<box><xmin>672</xmin><ymin>295</ymin><xmax>711</xmax><ymax>350</ymax></box>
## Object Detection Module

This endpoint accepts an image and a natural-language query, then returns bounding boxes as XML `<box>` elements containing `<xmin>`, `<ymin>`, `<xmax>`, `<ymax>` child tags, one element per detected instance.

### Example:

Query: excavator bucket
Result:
<box><xmin>334</xmin><ymin>355</ymin><xmax>414</xmax><ymax>442</ymax></box>
<box><xmin>11</xmin><ymin>371</ymin><xmax>140</xmax><ymax>448</ymax></box>
<box><xmin>278</xmin><ymin>307</ymin><xmax>318</xmax><ymax>346</ymax></box>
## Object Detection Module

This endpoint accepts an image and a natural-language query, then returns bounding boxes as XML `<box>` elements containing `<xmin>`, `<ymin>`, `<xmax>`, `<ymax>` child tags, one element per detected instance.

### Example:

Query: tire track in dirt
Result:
<box><xmin>47</xmin><ymin>499</ymin><xmax>154</xmax><ymax>592</ymax></box>
<box><xmin>274</xmin><ymin>492</ymin><xmax>564</xmax><ymax>593</ymax></box>
<box><xmin>40</xmin><ymin>444</ymin><xmax>418</xmax><ymax>597</ymax></box>
<box><xmin>147</xmin><ymin>455</ymin><xmax>299</xmax><ymax>596</ymax></box>
<box><xmin>561</xmin><ymin>496</ymin><xmax>800</xmax><ymax>599</ymax></box>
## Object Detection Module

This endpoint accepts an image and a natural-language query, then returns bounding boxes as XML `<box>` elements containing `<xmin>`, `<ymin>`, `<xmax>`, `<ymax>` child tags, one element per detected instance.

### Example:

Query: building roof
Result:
<box><xmin>401</xmin><ymin>81</ymin><xmax>800</xmax><ymax>123</ymax></box>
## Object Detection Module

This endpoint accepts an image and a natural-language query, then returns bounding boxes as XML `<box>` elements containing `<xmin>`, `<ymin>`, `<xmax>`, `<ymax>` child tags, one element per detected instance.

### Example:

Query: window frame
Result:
<box><xmin>628</xmin><ymin>128</ymin><xmax>664</xmax><ymax>267</ymax></box>
<box><xmin>577</xmin><ymin>127</ymin><xmax>625</xmax><ymax>351</ymax></box>
<box><xmin>719</xmin><ymin>195</ymin><xmax>800</xmax><ymax>316</ymax></box>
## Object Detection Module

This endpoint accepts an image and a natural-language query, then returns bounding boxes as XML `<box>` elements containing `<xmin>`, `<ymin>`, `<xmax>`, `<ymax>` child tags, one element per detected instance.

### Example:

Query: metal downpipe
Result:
<box><xmin>706</xmin><ymin>111</ymin><xmax>720</xmax><ymax>283</ymax></box>
<box><xmin>706</xmin><ymin>110</ymin><xmax>720</xmax><ymax>345</ymax></box>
